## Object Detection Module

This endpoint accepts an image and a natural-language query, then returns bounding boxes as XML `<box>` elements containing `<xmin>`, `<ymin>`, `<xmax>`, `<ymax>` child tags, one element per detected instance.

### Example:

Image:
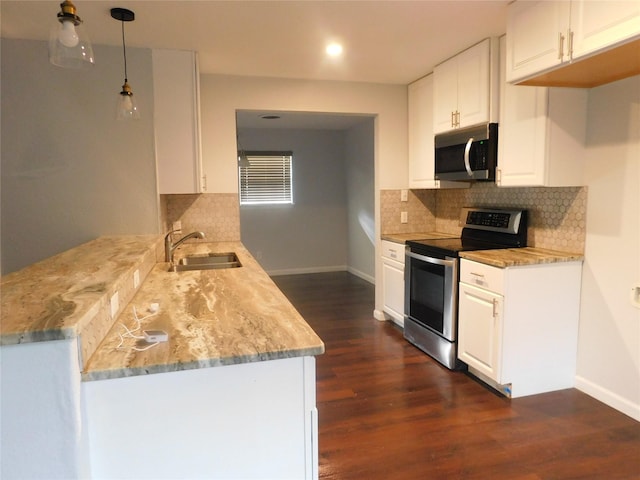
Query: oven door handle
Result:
<box><xmin>406</xmin><ymin>251</ymin><xmax>456</xmax><ymax>267</ymax></box>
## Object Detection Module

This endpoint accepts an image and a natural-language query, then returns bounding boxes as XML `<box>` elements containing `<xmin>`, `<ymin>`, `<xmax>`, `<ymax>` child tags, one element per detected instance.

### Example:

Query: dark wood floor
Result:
<box><xmin>272</xmin><ymin>272</ymin><xmax>640</xmax><ymax>480</ymax></box>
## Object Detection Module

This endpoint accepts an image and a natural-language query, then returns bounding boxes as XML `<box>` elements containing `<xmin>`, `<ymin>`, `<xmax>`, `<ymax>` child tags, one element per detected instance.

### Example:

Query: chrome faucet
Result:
<box><xmin>164</xmin><ymin>230</ymin><xmax>205</xmax><ymax>263</ymax></box>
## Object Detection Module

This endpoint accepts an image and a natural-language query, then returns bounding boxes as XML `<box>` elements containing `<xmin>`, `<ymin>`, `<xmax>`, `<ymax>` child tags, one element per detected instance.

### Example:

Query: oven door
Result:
<box><xmin>404</xmin><ymin>251</ymin><xmax>458</xmax><ymax>341</ymax></box>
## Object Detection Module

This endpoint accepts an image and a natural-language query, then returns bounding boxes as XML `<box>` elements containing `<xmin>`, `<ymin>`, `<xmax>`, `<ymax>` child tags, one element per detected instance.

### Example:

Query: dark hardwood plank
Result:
<box><xmin>273</xmin><ymin>272</ymin><xmax>640</xmax><ymax>480</ymax></box>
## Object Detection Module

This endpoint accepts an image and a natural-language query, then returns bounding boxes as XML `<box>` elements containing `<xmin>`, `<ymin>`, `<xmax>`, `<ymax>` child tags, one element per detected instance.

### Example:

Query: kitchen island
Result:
<box><xmin>0</xmin><ymin>236</ymin><xmax>324</xmax><ymax>479</ymax></box>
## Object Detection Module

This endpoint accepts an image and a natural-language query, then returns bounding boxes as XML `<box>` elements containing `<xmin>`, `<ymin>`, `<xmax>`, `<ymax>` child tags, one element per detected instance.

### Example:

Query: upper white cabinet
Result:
<box><xmin>408</xmin><ymin>75</ymin><xmax>468</xmax><ymax>189</ymax></box>
<box><xmin>506</xmin><ymin>0</ymin><xmax>640</xmax><ymax>86</ymax></box>
<box><xmin>153</xmin><ymin>49</ymin><xmax>205</xmax><ymax>194</ymax></box>
<box><xmin>497</xmin><ymin>36</ymin><xmax>588</xmax><ymax>187</ymax></box>
<box><xmin>433</xmin><ymin>38</ymin><xmax>499</xmax><ymax>134</ymax></box>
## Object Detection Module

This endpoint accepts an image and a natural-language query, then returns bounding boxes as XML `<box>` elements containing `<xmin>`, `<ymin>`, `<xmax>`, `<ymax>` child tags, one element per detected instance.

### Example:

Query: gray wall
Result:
<box><xmin>1</xmin><ymin>39</ymin><xmax>159</xmax><ymax>274</ymax></box>
<box><xmin>346</xmin><ymin>119</ymin><xmax>375</xmax><ymax>282</ymax></box>
<box><xmin>238</xmin><ymin>128</ymin><xmax>348</xmax><ymax>274</ymax></box>
<box><xmin>238</xmin><ymin>122</ymin><xmax>375</xmax><ymax>280</ymax></box>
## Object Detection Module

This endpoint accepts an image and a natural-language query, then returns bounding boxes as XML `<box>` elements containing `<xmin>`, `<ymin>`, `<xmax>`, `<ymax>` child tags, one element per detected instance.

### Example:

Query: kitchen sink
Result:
<box><xmin>169</xmin><ymin>252</ymin><xmax>241</xmax><ymax>272</ymax></box>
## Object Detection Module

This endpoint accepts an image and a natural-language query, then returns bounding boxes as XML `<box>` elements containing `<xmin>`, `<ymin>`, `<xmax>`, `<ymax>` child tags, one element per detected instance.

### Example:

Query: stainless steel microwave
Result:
<box><xmin>435</xmin><ymin>123</ymin><xmax>498</xmax><ymax>181</ymax></box>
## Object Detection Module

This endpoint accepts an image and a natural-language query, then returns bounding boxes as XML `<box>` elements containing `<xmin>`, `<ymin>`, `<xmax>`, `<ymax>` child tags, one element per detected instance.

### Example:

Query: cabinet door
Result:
<box><xmin>457</xmin><ymin>39</ymin><xmax>491</xmax><ymax>129</ymax></box>
<box><xmin>408</xmin><ymin>75</ymin><xmax>437</xmax><ymax>188</ymax></box>
<box><xmin>153</xmin><ymin>49</ymin><xmax>204</xmax><ymax>194</ymax></box>
<box><xmin>498</xmin><ymin>36</ymin><xmax>587</xmax><ymax>187</ymax></box>
<box><xmin>433</xmin><ymin>58</ymin><xmax>459</xmax><ymax>134</ymax></box>
<box><xmin>458</xmin><ymin>282</ymin><xmax>503</xmax><ymax>382</ymax></box>
<box><xmin>506</xmin><ymin>1</ymin><xmax>571</xmax><ymax>83</ymax></box>
<box><xmin>382</xmin><ymin>258</ymin><xmax>405</xmax><ymax>325</ymax></box>
<box><xmin>571</xmin><ymin>0</ymin><xmax>640</xmax><ymax>60</ymax></box>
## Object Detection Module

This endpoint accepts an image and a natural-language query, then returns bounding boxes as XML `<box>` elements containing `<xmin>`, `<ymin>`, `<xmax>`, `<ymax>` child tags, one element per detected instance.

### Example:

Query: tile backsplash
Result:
<box><xmin>160</xmin><ymin>193</ymin><xmax>241</xmax><ymax>242</ymax></box>
<box><xmin>381</xmin><ymin>184</ymin><xmax>587</xmax><ymax>253</ymax></box>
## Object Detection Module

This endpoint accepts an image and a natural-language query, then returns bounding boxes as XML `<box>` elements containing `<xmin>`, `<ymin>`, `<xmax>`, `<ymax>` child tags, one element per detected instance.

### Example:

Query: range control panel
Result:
<box><xmin>460</xmin><ymin>207</ymin><xmax>526</xmax><ymax>235</ymax></box>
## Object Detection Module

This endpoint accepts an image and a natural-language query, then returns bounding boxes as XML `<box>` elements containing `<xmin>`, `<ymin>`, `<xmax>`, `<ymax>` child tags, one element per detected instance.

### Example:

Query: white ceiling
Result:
<box><xmin>1</xmin><ymin>0</ymin><xmax>509</xmax><ymax>129</ymax></box>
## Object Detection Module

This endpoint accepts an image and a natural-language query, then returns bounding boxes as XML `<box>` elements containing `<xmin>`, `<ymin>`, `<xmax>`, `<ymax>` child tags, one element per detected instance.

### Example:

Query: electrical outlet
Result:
<box><xmin>110</xmin><ymin>292</ymin><xmax>119</xmax><ymax>319</ymax></box>
<box><xmin>400</xmin><ymin>189</ymin><xmax>408</xmax><ymax>202</ymax></box>
<box><xmin>133</xmin><ymin>269</ymin><xmax>140</xmax><ymax>289</ymax></box>
<box><xmin>172</xmin><ymin>221</ymin><xmax>182</xmax><ymax>232</ymax></box>
<box><xmin>401</xmin><ymin>211</ymin><xmax>408</xmax><ymax>224</ymax></box>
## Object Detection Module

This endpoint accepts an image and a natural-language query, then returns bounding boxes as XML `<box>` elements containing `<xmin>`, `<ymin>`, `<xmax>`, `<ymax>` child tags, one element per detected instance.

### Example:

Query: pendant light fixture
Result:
<box><xmin>111</xmin><ymin>7</ymin><xmax>140</xmax><ymax>120</ymax></box>
<box><xmin>49</xmin><ymin>0</ymin><xmax>95</xmax><ymax>68</ymax></box>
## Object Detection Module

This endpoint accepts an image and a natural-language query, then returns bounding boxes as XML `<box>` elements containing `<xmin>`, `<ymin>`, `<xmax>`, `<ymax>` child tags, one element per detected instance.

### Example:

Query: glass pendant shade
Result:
<box><xmin>116</xmin><ymin>81</ymin><xmax>140</xmax><ymax>120</ymax></box>
<box><xmin>49</xmin><ymin>1</ymin><xmax>95</xmax><ymax>68</ymax></box>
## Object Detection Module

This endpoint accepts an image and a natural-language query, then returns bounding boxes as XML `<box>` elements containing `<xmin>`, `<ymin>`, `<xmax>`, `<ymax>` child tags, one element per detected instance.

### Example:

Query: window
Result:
<box><xmin>239</xmin><ymin>151</ymin><xmax>293</xmax><ymax>205</ymax></box>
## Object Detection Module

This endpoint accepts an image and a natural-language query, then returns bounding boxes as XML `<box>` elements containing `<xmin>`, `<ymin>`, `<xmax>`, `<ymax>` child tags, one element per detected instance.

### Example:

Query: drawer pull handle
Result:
<box><xmin>470</xmin><ymin>272</ymin><xmax>485</xmax><ymax>278</ymax></box>
<box><xmin>492</xmin><ymin>298</ymin><xmax>498</xmax><ymax>318</ymax></box>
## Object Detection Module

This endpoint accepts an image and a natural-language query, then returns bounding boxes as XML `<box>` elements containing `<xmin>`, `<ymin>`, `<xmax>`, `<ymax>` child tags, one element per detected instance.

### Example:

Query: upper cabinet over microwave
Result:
<box><xmin>433</xmin><ymin>38</ymin><xmax>500</xmax><ymax>134</ymax></box>
<box><xmin>506</xmin><ymin>0</ymin><xmax>640</xmax><ymax>87</ymax></box>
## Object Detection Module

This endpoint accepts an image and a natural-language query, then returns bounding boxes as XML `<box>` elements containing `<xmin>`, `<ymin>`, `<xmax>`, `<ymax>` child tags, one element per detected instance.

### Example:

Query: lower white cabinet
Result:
<box><xmin>458</xmin><ymin>258</ymin><xmax>582</xmax><ymax>398</ymax></box>
<box><xmin>381</xmin><ymin>240</ymin><xmax>405</xmax><ymax>326</ymax></box>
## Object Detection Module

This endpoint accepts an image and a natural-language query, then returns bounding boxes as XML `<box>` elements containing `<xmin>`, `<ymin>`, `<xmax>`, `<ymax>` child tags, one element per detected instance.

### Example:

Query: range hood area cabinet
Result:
<box><xmin>407</xmin><ymin>74</ymin><xmax>467</xmax><ymax>189</ymax></box>
<box><xmin>506</xmin><ymin>0</ymin><xmax>640</xmax><ymax>87</ymax></box>
<box><xmin>496</xmin><ymin>36</ymin><xmax>588</xmax><ymax>187</ymax></box>
<box><xmin>152</xmin><ymin>49</ymin><xmax>206</xmax><ymax>194</ymax></box>
<box><xmin>433</xmin><ymin>37</ymin><xmax>500</xmax><ymax>134</ymax></box>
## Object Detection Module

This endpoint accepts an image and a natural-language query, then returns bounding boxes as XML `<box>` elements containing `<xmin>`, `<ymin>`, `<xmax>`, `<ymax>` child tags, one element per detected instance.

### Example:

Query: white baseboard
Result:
<box><xmin>268</xmin><ymin>265</ymin><xmax>347</xmax><ymax>277</ymax></box>
<box><xmin>373</xmin><ymin>309</ymin><xmax>388</xmax><ymax>321</ymax></box>
<box><xmin>575</xmin><ymin>375</ymin><xmax>640</xmax><ymax>422</ymax></box>
<box><xmin>347</xmin><ymin>266</ymin><xmax>374</xmax><ymax>284</ymax></box>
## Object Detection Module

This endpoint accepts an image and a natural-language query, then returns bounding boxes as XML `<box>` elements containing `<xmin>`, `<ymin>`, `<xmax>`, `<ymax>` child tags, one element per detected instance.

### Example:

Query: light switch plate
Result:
<box><xmin>401</xmin><ymin>211</ymin><xmax>408</xmax><ymax>223</ymax></box>
<box><xmin>400</xmin><ymin>189</ymin><xmax>408</xmax><ymax>202</ymax></box>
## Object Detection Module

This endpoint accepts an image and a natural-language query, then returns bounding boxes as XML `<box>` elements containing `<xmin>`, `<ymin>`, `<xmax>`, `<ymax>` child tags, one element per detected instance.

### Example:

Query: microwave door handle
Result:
<box><xmin>464</xmin><ymin>137</ymin><xmax>474</xmax><ymax>177</ymax></box>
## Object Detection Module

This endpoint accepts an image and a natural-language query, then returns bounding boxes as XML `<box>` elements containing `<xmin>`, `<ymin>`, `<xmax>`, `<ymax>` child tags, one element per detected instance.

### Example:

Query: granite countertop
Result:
<box><xmin>382</xmin><ymin>232</ymin><xmax>458</xmax><ymax>244</ymax></box>
<box><xmin>82</xmin><ymin>242</ymin><xmax>324</xmax><ymax>381</ymax></box>
<box><xmin>459</xmin><ymin>247</ymin><xmax>584</xmax><ymax>268</ymax></box>
<box><xmin>0</xmin><ymin>235</ymin><xmax>163</xmax><ymax>347</ymax></box>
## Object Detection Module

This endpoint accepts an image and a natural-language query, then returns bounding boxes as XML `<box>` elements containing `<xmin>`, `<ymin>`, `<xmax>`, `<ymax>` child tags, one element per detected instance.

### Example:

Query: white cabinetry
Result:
<box><xmin>153</xmin><ymin>49</ymin><xmax>205</xmax><ymax>194</ymax></box>
<box><xmin>506</xmin><ymin>0</ymin><xmax>640</xmax><ymax>84</ymax></box>
<box><xmin>497</xmin><ymin>36</ymin><xmax>588</xmax><ymax>187</ymax></box>
<box><xmin>408</xmin><ymin>75</ymin><xmax>468</xmax><ymax>190</ymax></box>
<box><xmin>458</xmin><ymin>258</ymin><xmax>583</xmax><ymax>398</ymax></box>
<box><xmin>381</xmin><ymin>240</ymin><xmax>405</xmax><ymax>326</ymax></box>
<box><xmin>433</xmin><ymin>38</ymin><xmax>499</xmax><ymax>134</ymax></box>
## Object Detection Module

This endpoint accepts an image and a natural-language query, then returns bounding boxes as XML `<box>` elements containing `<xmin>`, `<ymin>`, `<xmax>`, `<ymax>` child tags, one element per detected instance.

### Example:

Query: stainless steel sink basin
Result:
<box><xmin>169</xmin><ymin>252</ymin><xmax>241</xmax><ymax>272</ymax></box>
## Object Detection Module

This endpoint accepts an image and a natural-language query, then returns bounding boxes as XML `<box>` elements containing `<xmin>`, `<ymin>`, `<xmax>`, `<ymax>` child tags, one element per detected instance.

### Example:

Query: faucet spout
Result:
<box><xmin>165</xmin><ymin>230</ymin><xmax>205</xmax><ymax>263</ymax></box>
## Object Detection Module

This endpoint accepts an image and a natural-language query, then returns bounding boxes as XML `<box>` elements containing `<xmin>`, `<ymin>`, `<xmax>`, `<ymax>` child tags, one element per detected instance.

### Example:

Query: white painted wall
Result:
<box><xmin>576</xmin><ymin>75</ymin><xmax>640</xmax><ymax>421</ymax></box>
<box><xmin>0</xmin><ymin>39</ymin><xmax>159</xmax><ymax>275</ymax></box>
<box><xmin>238</xmin><ymin>127</ymin><xmax>349</xmax><ymax>274</ymax></box>
<box><xmin>346</xmin><ymin>119</ymin><xmax>376</xmax><ymax>282</ymax></box>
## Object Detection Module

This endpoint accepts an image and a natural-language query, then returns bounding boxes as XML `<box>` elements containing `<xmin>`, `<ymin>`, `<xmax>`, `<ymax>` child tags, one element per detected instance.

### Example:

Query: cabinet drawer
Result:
<box><xmin>381</xmin><ymin>240</ymin><xmax>405</xmax><ymax>264</ymax></box>
<box><xmin>460</xmin><ymin>259</ymin><xmax>504</xmax><ymax>293</ymax></box>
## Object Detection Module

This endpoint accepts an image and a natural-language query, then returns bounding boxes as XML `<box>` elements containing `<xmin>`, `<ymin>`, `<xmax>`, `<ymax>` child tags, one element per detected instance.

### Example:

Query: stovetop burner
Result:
<box><xmin>407</xmin><ymin>207</ymin><xmax>528</xmax><ymax>258</ymax></box>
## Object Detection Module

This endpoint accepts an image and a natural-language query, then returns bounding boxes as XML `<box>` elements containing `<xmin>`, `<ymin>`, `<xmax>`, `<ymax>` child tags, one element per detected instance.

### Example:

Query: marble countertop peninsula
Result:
<box><xmin>382</xmin><ymin>232</ymin><xmax>458</xmax><ymax>244</ymax></box>
<box><xmin>82</xmin><ymin>242</ymin><xmax>324</xmax><ymax>381</ymax></box>
<box><xmin>0</xmin><ymin>235</ymin><xmax>163</xmax><ymax>350</ymax></box>
<box><xmin>460</xmin><ymin>247</ymin><xmax>584</xmax><ymax>268</ymax></box>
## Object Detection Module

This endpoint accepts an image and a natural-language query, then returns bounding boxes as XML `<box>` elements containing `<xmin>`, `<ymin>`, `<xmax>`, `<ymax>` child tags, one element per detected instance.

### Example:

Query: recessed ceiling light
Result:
<box><xmin>326</xmin><ymin>43</ymin><xmax>343</xmax><ymax>57</ymax></box>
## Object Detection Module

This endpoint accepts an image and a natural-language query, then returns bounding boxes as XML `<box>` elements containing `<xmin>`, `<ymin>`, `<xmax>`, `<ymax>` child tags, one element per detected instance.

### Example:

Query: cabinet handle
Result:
<box><xmin>558</xmin><ymin>31</ymin><xmax>565</xmax><ymax>60</ymax></box>
<box><xmin>492</xmin><ymin>298</ymin><xmax>498</xmax><ymax>318</ymax></box>
<box><xmin>567</xmin><ymin>29</ymin><xmax>574</xmax><ymax>61</ymax></box>
<box><xmin>496</xmin><ymin>168</ymin><xmax>502</xmax><ymax>186</ymax></box>
<box><xmin>451</xmin><ymin>111</ymin><xmax>456</xmax><ymax>128</ymax></box>
<box><xmin>201</xmin><ymin>174</ymin><xmax>207</xmax><ymax>192</ymax></box>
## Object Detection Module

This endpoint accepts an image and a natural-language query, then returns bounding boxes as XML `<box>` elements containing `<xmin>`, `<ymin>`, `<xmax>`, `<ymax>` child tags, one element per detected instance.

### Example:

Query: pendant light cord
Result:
<box><xmin>121</xmin><ymin>19</ymin><xmax>128</xmax><ymax>82</ymax></box>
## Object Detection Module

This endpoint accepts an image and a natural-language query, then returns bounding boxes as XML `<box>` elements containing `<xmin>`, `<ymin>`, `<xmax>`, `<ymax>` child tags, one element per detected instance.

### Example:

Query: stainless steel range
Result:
<box><xmin>404</xmin><ymin>207</ymin><xmax>528</xmax><ymax>370</ymax></box>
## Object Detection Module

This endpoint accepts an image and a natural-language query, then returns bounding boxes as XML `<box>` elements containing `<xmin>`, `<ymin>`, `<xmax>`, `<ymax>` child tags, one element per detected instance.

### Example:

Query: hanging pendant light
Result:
<box><xmin>111</xmin><ymin>7</ymin><xmax>140</xmax><ymax>120</ymax></box>
<box><xmin>49</xmin><ymin>0</ymin><xmax>95</xmax><ymax>68</ymax></box>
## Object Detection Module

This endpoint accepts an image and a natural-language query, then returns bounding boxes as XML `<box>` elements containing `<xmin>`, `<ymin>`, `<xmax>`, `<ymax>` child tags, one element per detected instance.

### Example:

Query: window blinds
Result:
<box><xmin>239</xmin><ymin>152</ymin><xmax>293</xmax><ymax>205</ymax></box>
